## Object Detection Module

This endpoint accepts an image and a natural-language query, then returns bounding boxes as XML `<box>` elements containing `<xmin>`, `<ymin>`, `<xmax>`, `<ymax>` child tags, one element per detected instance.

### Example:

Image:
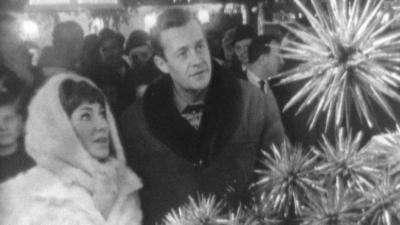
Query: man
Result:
<box><xmin>37</xmin><ymin>21</ymin><xmax>84</xmax><ymax>77</ymax></box>
<box><xmin>246</xmin><ymin>34</ymin><xmax>284</xmax><ymax>92</ymax></box>
<box><xmin>83</xmin><ymin>28</ymin><xmax>132</xmax><ymax>117</ymax></box>
<box><xmin>0</xmin><ymin>65</ymin><xmax>34</xmax><ymax>182</ymax></box>
<box><xmin>125</xmin><ymin>30</ymin><xmax>154</xmax><ymax>69</ymax></box>
<box><xmin>119</xmin><ymin>8</ymin><xmax>286</xmax><ymax>225</ymax></box>
<box><xmin>229</xmin><ymin>25</ymin><xmax>256</xmax><ymax>79</ymax></box>
<box><xmin>125</xmin><ymin>30</ymin><xmax>163</xmax><ymax>98</ymax></box>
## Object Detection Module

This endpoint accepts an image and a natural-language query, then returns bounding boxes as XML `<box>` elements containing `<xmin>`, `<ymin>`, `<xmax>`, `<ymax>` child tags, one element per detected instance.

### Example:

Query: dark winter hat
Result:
<box><xmin>125</xmin><ymin>30</ymin><xmax>150</xmax><ymax>53</ymax></box>
<box><xmin>232</xmin><ymin>25</ymin><xmax>256</xmax><ymax>45</ymax></box>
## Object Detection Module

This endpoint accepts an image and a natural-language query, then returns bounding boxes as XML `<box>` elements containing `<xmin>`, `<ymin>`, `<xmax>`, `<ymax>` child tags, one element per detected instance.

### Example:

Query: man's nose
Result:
<box><xmin>189</xmin><ymin>49</ymin><xmax>203</xmax><ymax>65</ymax></box>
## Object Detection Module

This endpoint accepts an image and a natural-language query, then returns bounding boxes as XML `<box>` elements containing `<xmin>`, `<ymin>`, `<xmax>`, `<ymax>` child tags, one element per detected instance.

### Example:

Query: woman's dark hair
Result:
<box><xmin>59</xmin><ymin>79</ymin><xmax>106</xmax><ymax>117</ymax></box>
<box><xmin>0</xmin><ymin>65</ymin><xmax>30</xmax><ymax>120</ymax></box>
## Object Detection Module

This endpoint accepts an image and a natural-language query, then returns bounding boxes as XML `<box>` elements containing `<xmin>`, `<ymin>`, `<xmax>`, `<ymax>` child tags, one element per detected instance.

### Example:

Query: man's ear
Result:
<box><xmin>261</xmin><ymin>53</ymin><xmax>270</xmax><ymax>64</ymax></box>
<box><xmin>154</xmin><ymin>55</ymin><xmax>169</xmax><ymax>74</ymax></box>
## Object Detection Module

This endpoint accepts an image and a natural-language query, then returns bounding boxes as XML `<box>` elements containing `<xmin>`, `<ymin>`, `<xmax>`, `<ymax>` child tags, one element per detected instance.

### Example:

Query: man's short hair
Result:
<box><xmin>125</xmin><ymin>30</ymin><xmax>150</xmax><ymax>53</ymax></box>
<box><xmin>52</xmin><ymin>21</ymin><xmax>84</xmax><ymax>46</ymax></box>
<box><xmin>232</xmin><ymin>25</ymin><xmax>256</xmax><ymax>46</ymax></box>
<box><xmin>150</xmin><ymin>8</ymin><xmax>199</xmax><ymax>57</ymax></box>
<box><xmin>248</xmin><ymin>34</ymin><xmax>281</xmax><ymax>64</ymax></box>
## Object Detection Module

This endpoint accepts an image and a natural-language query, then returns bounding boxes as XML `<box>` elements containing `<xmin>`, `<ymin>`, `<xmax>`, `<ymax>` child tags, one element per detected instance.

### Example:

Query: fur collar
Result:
<box><xmin>143</xmin><ymin>62</ymin><xmax>242</xmax><ymax>165</ymax></box>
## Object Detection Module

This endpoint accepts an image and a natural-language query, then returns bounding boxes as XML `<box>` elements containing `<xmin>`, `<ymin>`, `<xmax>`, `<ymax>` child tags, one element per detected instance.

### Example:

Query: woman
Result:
<box><xmin>0</xmin><ymin>73</ymin><xmax>142</xmax><ymax>225</ymax></box>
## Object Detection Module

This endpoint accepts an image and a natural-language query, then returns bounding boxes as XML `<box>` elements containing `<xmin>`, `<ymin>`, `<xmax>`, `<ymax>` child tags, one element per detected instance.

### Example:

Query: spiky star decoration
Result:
<box><xmin>301</xmin><ymin>177</ymin><xmax>363</xmax><ymax>225</ymax></box>
<box><xmin>278</xmin><ymin>0</ymin><xmax>400</xmax><ymax>131</ymax></box>
<box><xmin>359</xmin><ymin>168</ymin><xmax>400</xmax><ymax>225</ymax></box>
<box><xmin>363</xmin><ymin>126</ymin><xmax>400</xmax><ymax>167</ymax></box>
<box><xmin>162</xmin><ymin>195</ymin><xmax>226</xmax><ymax>225</ymax></box>
<box><xmin>313</xmin><ymin>129</ymin><xmax>380</xmax><ymax>192</ymax></box>
<box><xmin>226</xmin><ymin>195</ymin><xmax>283</xmax><ymax>225</ymax></box>
<box><xmin>252</xmin><ymin>141</ymin><xmax>322</xmax><ymax>218</ymax></box>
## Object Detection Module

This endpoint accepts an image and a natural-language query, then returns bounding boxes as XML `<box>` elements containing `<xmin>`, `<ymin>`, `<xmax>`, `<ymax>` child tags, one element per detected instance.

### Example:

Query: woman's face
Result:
<box><xmin>70</xmin><ymin>102</ymin><xmax>110</xmax><ymax>160</ymax></box>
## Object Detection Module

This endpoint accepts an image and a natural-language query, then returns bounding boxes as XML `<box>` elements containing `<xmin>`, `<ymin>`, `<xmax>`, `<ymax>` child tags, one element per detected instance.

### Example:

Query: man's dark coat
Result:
<box><xmin>119</xmin><ymin>63</ymin><xmax>286</xmax><ymax>225</ymax></box>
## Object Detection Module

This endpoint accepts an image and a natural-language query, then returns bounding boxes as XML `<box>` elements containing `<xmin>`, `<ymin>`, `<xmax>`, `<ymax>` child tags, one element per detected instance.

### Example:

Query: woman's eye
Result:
<box><xmin>81</xmin><ymin>113</ymin><xmax>91</xmax><ymax>121</ymax></box>
<box><xmin>99</xmin><ymin>110</ymin><xmax>106</xmax><ymax>118</ymax></box>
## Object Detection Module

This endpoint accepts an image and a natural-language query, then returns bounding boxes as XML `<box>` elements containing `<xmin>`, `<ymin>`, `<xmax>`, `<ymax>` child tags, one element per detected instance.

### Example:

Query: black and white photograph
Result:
<box><xmin>1</xmin><ymin>0</ymin><xmax>400</xmax><ymax>224</ymax></box>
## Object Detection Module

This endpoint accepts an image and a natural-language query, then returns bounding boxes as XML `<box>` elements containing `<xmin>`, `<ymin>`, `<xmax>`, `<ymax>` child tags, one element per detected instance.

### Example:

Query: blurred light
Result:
<box><xmin>224</xmin><ymin>3</ymin><xmax>241</xmax><ymax>15</ymax></box>
<box><xmin>241</xmin><ymin>4</ymin><xmax>248</xmax><ymax>24</ymax></box>
<box><xmin>298</xmin><ymin>13</ymin><xmax>303</xmax><ymax>19</ymax></box>
<box><xmin>90</xmin><ymin>18</ymin><xmax>104</xmax><ymax>34</ymax></box>
<box><xmin>20</xmin><ymin>20</ymin><xmax>39</xmax><ymax>41</ymax></box>
<box><xmin>251</xmin><ymin>6</ymin><xmax>257</xmax><ymax>13</ymax></box>
<box><xmin>144</xmin><ymin>13</ymin><xmax>157</xmax><ymax>32</ymax></box>
<box><xmin>197</xmin><ymin>10</ymin><xmax>210</xmax><ymax>24</ymax></box>
<box><xmin>382</xmin><ymin>12</ymin><xmax>391</xmax><ymax>23</ymax></box>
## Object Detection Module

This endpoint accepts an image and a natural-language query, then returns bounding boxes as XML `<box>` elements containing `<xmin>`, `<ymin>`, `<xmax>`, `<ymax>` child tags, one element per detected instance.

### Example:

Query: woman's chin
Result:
<box><xmin>89</xmin><ymin>144</ymin><xmax>110</xmax><ymax>160</ymax></box>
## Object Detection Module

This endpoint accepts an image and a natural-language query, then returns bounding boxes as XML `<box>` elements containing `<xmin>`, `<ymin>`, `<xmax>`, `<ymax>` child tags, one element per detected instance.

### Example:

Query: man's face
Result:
<box><xmin>0</xmin><ymin>104</ymin><xmax>23</xmax><ymax>148</ymax></box>
<box><xmin>155</xmin><ymin>19</ymin><xmax>212</xmax><ymax>92</ymax></box>
<box><xmin>234</xmin><ymin>38</ymin><xmax>252</xmax><ymax>65</ymax></box>
<box><xmin>264</xmin><ymin>40</ymin><xmax>284</xmax><ymax>77</ymax></box>
<box><xmin>100</xmin><ymin>38</ymin><xmax>123</xmax><ymax>67</ymax></box>
<box><xmin>128</xmin><ymin>45</ymin><xmax>153</xmax><ymax>68</ymax></box>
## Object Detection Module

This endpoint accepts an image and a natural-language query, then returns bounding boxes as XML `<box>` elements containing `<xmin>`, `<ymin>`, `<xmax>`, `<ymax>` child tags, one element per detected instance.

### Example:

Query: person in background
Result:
<box><xmin>37</xmin><ymin>21</ymin><xmax>84</xmax><ymax>77</ymax></box>
<box><xmin>86</xmin><ymin>28</ymin><xmax>132</xmax><ymax>116</ymax></box>
<box><xmin>119</xmin><ymin>8</ymin><xmax>286</xmax><ymax>225</ymax></box>
<box><xmin>0</xmin><ymin>13</ymin><xmax>37</xmax><ymax>86</ymax></box>
<box><xmin>125</xmin><ymin>30</ymin><xmax>163</xmax><ymax>99</ymax></box>
<box><xmin>246</xmin><ymin>34</ymin><xmax>284</xmax><ymax>91</ymax></box>
<box><xmin>0</xmin><ymin>65</ymin><xmax>34</xmax><ymax>183</ymax></box>
<box><xmin>0</xmin><ymin>74</ymin><xmax>142</xmax><ymax>225</ymax></box>
<box><xmin>79</xmin><ymin>34</ymin><xmax>100</xmax><ymax>78</ymax></box>
<box><xmin>206</xmin><ymin>29</ymin><xmax>224</xmax><ymax>65</ymax></box>
<box><xmin>229</xmin><ymin>24</ymin><xmax>256</xmax><ymax>79</ymax></box>
<box><xmin>125</xmin><ymin>30</ymin><xmax>153</xmax><ymax>70</ymax></box>
<box><xmin>221</xmin><ymin>28</ymin><xmax>236</xmax><ymax>68</ymax></box>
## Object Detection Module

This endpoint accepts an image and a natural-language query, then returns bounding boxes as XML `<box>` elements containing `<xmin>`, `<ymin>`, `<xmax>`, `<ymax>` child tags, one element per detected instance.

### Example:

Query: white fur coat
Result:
<box><xmin>0</xmin><ymin>74</ymin><xmax>142</xmax><ymax>225</ymax></box>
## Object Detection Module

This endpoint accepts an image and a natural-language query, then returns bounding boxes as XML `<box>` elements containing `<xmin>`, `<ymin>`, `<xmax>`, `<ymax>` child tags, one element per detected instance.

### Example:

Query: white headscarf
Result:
<box><xmin>25</xmin><ymin>73</ymin><xmax>138</xmax><ymax>217</ymax></box>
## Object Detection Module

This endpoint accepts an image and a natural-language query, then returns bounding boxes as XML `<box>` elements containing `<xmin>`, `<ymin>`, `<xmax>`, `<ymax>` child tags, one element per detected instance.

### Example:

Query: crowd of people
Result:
<box><xmin>0</xmin><ymin>7</ymin><xmax>325</xmax><ymax>225</ymax></box>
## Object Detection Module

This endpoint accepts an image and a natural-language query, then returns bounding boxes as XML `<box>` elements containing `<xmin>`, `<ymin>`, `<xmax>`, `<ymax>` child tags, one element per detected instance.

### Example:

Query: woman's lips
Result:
<box><xmin>94</xmin><ymin>137</ymin><xmax>108</xmax><ymax>143</ymax></box>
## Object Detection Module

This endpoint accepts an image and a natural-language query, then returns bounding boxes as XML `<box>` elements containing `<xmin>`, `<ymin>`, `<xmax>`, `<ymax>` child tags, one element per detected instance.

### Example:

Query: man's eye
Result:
<box><xmin>178</xmin><ymin>50</ymin><xmax>188</xmax><ymax>59</ymax></box>
<box><xmin>196</xmin><ymin>43</ymin><xmax>205</xmax><ymax>50</ymax></box>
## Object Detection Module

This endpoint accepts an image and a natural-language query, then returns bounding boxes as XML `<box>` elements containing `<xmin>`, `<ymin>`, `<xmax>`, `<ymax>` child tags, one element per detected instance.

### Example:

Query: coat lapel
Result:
<box><xmin>144</xmin><ymin>62</ymin><xmax>242</xmax><ymax>165</ymax></box>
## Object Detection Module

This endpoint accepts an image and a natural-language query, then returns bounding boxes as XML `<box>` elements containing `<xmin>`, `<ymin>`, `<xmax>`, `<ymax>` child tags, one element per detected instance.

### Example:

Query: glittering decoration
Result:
<box><xmin>239</xmin><ymin>193</ymin><xmax>284</xmax><ymax>225</ymax></box>
<box><xmin>301</xmin><ymin>177</ymin><xmax>363</xmax><ymax>225</ymax></box>
<box><xmin>278</xmin><ymin>0</ymin><xmax>400</xmax><ymax>130</ymax></box>
<box><xmin>162</xmin><ymin>195</ymin><xmax>226</xmax><ymax>225</ymax></box>
<box><xmin>363</xmin><ymin>126</ymin><xmax>400</xmax><ymax>167</ymax></box>
<box><xmin>359</xmin><ymin>168</ymin><xmax>400</xmax><ymax>225</ymax></box>
<box><xmin>252</xmin><ymin>141</ymin><xmax>323</xmax><ymax>218</ymax></box>
<box><xmin>314</xmin><ymin>128</ymin><xmax>380</xmax><ymax>192</ymax></box>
